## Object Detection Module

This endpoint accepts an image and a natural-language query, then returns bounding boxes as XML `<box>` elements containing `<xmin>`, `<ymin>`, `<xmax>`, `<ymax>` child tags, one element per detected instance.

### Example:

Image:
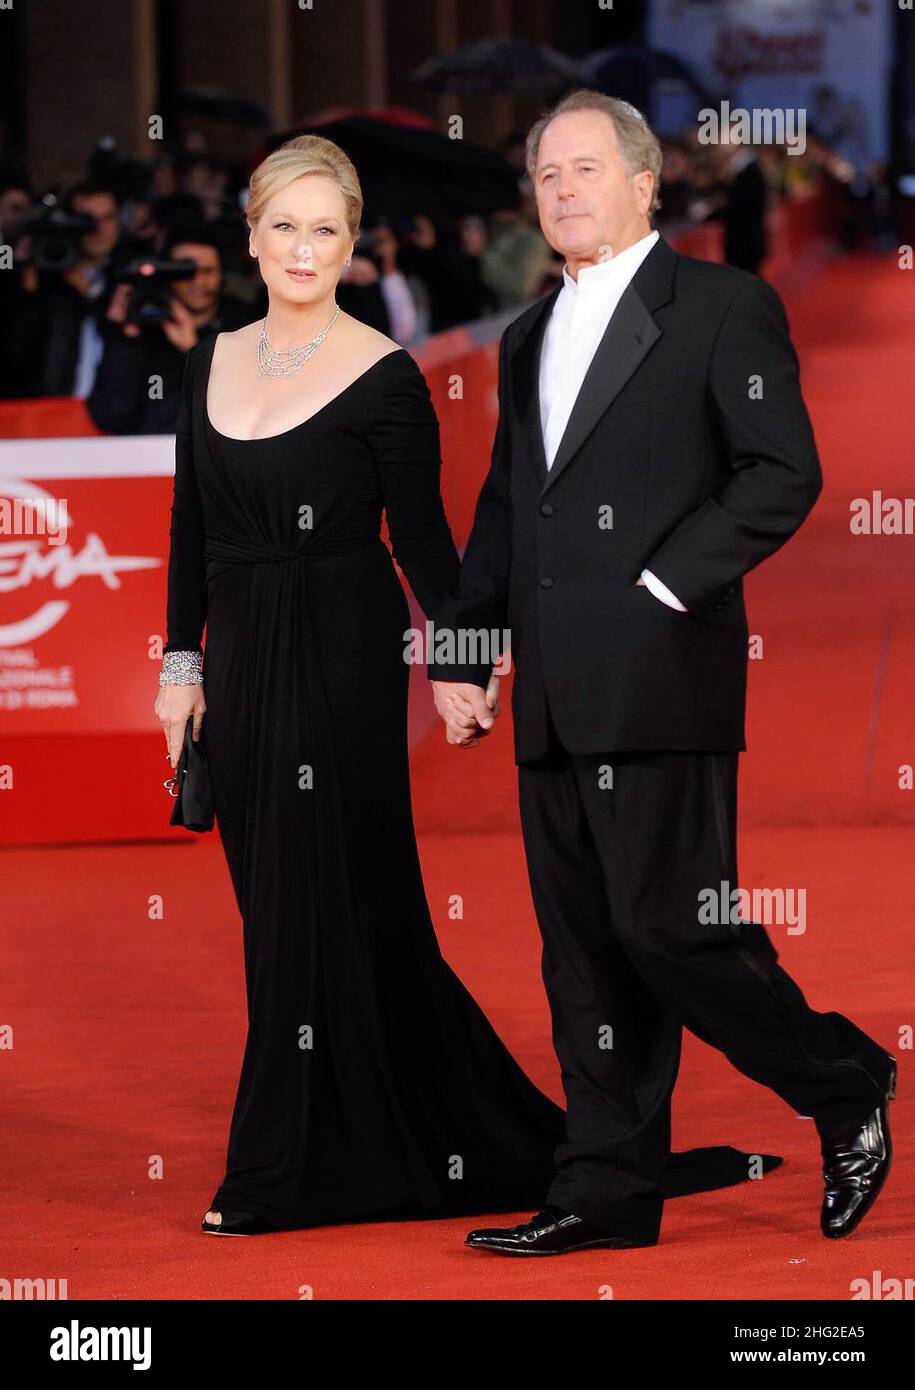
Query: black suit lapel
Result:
<box><xmin>511</xmin><ymin>284</ymin><xmax>559</xmax><ymax>484</ymax></box>
<box><xmin>543</xmin><ymin>288</ymin><xmax>660</xmax><ymax>493</ymax></box>
<box><xmin>509</xmin><ymin>234</ymin><xmax>679</xmax><ymax>496</ymax></box>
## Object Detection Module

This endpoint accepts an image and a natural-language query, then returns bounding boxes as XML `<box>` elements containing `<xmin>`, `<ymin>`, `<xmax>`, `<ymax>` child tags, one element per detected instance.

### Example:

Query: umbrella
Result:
<box><xmin>579</xmin><ymin>46</ymin><xmax>714</xmax><ymax>123</ymax></box>
<box><xmin>413</xmin><ymin>37</ymin><xmax>581</xmax><ymax>95</ymax></box>
<box><xmin>296</xmin><ymin>105</ymin><xmax>436</xmax><ymax>131</ymax></box>
<box><xmin>266</xmin><ymin>116</ymin><xmax>521</xmax><ymax>222</ymax></box>
<box><xmin>177</xmin><ymin>86</ymin><xmax>273</xmax><ymax>129</ymax></box>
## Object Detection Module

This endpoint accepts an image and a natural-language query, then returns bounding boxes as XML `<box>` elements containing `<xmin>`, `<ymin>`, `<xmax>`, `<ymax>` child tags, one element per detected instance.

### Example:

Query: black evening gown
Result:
<box><xmin>163</xmin><ymin>334</ymin><xmax>780</xmax><ymax>1232</ymax></box>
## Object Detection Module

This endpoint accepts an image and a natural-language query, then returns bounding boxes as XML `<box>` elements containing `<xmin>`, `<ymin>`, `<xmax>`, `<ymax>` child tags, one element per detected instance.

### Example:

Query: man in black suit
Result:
<box><xmin>430</xmin><ymin>91</ymin><xmax>895</xmax><ymax>1253</ymax></box>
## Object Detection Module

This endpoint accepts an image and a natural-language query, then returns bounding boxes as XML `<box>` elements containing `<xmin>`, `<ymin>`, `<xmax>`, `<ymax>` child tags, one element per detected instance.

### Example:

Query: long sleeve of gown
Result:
<box><xmin>367</xmin><ymin>353</ymin><xmax>461</xmax><ymax>620</ymax></box>
<box><xmin>163</xmin><ymin>345</ymin><xmax>207</xmax><ymax>656</ymax></box>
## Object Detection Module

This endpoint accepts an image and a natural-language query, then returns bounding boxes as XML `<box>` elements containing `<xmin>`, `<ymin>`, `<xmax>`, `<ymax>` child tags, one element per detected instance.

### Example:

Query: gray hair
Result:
<box><xmin>525</xmin><ymin>89</ymin><xmax>663</xmax><ymax>215</ymax></box>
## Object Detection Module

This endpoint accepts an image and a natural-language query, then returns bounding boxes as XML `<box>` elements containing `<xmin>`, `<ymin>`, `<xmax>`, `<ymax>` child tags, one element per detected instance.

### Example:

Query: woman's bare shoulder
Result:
<box><xmin>215</xmin><ymin>320</ymin><xmax>261</xmax><ymax>355</ymax></box>
<box><xmin>337</xmin><ymin>314</ymin><xmax>403</xmax><ymax>367</ymax></box>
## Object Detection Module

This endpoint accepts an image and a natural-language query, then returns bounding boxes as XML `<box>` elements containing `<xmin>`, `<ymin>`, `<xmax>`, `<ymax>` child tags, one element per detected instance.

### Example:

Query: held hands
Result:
<box><xmin>431</xmin><ymin>674</ymin><xmax>501</xmax><ymax>749</ymax></box>
<box><xmin>155</xmin><ymin>682</ymin><xmax>206</xmax><ymax>768</ymax></box>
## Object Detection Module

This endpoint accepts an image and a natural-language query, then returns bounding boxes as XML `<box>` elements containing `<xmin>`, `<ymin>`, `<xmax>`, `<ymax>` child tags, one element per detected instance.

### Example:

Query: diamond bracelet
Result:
<box><xmin>159</xmin><ymin>650</ymin><xmax>203</xmax><ymax>686</ymax></box>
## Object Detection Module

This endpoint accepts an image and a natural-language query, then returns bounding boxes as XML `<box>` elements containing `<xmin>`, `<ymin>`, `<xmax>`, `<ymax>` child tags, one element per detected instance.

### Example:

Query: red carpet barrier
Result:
<box><xmin>0</xmin><ymin>195</ymin><xmax>839</xmax><ymax>844</ymax></box>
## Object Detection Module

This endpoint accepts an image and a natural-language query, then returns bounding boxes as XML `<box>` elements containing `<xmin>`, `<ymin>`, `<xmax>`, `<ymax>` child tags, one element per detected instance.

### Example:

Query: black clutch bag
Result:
<box><xmin>165</xmin><ymin>718</ymin><xmax>214</xmax><ymax>832</ymax></box>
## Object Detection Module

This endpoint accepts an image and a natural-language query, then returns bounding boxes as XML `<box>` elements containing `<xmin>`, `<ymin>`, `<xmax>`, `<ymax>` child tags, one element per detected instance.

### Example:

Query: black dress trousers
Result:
<box><xmin>518</xmin><ymin>707</ymin><xmax>893</xmax><ymax>1242</ymax></box>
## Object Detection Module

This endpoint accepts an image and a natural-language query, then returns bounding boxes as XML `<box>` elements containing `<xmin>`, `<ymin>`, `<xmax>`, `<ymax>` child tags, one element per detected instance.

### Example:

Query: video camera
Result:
<box><xmin>111</xmin><ymin>256</ymin><xmax>199</xmax><ymax>327</ymax></box>
<box><xmin>11</xmin><ymin>195</ymin><xmax>96</xmax><ymax>273</ymax></box>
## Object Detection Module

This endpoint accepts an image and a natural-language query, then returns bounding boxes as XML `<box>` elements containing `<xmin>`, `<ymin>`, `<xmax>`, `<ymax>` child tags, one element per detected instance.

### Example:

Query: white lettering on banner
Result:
<box><xmin>0</xmin><ymin>476</ymin><xmax>161</xmax><ymax>646</ymax></box>
<box><xmin>0</xmin><ymin>535</ymin><xmax>161</xmax><ymax>593</ymax></box>
<box><xmin>0</xmin><ymin>647</ymin><xmax>77</xmax><ymax>710</ymax></box>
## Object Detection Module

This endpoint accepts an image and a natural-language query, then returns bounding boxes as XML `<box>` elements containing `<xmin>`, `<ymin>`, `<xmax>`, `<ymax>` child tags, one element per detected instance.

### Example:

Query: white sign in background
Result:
<box><xmin>648</xmin><ymin>0</ymin><xmax>892</xmax><ymax>166</ymax></box>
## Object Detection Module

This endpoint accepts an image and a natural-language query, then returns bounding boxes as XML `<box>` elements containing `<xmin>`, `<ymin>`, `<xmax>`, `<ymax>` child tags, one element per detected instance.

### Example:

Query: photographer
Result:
<box><xmin>87</xmin><ymin>222</ymin><xmax>249</xmax><ymax>435</ymax></box>
<box><xmin>0</xmin><ymin>174</ymin><xmax>36</xmax><ymax>398</ymax></box>
<box><xmin>395</xmin><ymin>212</ymin><xmax>499</xmax><ymax>333</ymax></box>
<box><xmin>335</xmin><ymin>215</ymin><xmax>436</xmax><ymax>341</ymax></box>
<box><xmin>2</xmin><ymin>180</ymin><xmax>122</xmax><ymax>398</ymax></box>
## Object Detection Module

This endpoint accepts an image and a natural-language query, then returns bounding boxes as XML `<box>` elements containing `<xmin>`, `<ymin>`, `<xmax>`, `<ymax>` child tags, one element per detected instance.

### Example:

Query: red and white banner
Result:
<box><xmin>0</xmin><ymin>438</ymin><xmax>176</xmax><ymax>734</ymax></box>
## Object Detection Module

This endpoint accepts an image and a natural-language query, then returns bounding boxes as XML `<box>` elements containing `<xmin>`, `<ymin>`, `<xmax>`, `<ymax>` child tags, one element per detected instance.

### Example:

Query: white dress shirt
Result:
<box><xmin>379</xmin><ymin>268</ymin><xmax>419</xmax><ymax>345</ymax></box>
<box><xmin>72</xmin><ymin>264</ymin><xmax>107</xmax><ymax>399</ymax></box>
<box><xmin>537</xmin><ymin>228</ymin><xmax>686</xmax><ymax>612</ymax></box>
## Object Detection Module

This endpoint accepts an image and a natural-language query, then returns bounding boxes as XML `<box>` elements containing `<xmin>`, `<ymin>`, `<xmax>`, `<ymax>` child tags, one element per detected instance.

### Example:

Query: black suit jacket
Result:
<box><xmin>429</xmin><ymin>233</ymin><xmax>822</xmax><ymax>763</ymax></box>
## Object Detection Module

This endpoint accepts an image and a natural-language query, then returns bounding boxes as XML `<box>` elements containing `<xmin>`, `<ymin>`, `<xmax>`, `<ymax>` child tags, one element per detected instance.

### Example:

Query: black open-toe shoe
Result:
<box><xmin>200</xmin><ymin>1209</ymin><xmax>276</xmax><ymax>1236</ymax></box>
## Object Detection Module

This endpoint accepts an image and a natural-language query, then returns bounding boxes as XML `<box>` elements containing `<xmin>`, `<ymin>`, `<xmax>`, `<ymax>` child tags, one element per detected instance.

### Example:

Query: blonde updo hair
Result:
<box><xmin>246</xmin><ymin>134</ymin><xmax>363</xmax><ymax>242</ymax></box>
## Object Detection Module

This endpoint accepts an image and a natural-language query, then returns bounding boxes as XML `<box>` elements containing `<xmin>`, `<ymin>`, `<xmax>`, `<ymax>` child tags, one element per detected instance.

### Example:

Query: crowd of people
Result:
<box><xmin>0</xmin><ymin>116</ymin><xmax>881</xmax><ymax>434</ymax></box>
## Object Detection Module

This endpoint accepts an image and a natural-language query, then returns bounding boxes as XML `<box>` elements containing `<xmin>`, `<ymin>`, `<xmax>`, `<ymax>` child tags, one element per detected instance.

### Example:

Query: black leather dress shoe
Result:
<box><xmin>820</xmin><ymin>1057</ymin><xmax>896</xmax><ymax>1239</ymax></box>
<box><xmin>465</xmin><ymin>1206</ymin><xmax>655</xmax><ymax>1255</ymax></box>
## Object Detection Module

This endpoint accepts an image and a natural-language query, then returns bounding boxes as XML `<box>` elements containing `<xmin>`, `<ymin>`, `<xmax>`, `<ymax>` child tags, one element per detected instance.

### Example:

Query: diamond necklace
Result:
<box><xmin>256</xmin><ymin>305</ymin><xmax>340</xmax><ymax>379</ymax></box>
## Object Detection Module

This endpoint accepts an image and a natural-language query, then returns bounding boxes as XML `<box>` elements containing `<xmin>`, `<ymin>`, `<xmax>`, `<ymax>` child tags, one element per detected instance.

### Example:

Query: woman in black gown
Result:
<box><xmin>156</xmin><ymin>135</ymin><xmax>777</xmax><ymax>1237</ymax></box>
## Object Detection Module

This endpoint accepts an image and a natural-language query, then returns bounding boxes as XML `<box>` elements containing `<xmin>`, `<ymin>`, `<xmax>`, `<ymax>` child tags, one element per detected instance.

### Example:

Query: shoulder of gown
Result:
<box><xmin>184</xmin><ymin>334</ymin><xmax>215</xmax><ymax>398</ymax></box>
<box><xmin>363</xmin><ymin>348</ymin><xmax>441</xmax><ymax>463</ymax></box>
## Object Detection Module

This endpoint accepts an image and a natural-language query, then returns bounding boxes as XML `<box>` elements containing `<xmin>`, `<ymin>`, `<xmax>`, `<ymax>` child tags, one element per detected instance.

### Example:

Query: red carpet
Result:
<box><xmin>2</xmin><ymin>253</ymin><xmax>911</xmax><ymax>1299</ymax></box>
